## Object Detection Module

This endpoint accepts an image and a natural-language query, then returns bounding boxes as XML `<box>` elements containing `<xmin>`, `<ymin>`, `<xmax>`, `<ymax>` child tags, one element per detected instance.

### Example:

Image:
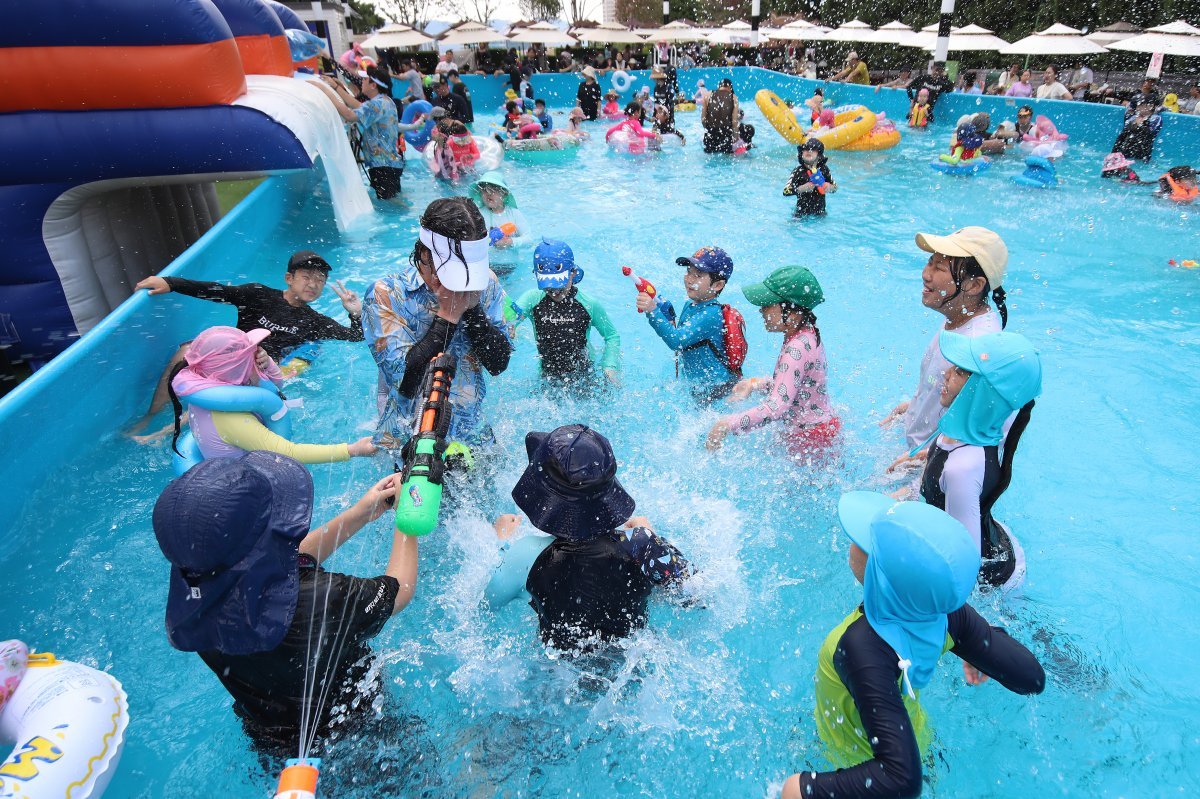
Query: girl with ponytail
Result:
<box><xmin>883</xmin><ymin>227</ymin><xmax>1011</xmax><ymax>467</ymax></box>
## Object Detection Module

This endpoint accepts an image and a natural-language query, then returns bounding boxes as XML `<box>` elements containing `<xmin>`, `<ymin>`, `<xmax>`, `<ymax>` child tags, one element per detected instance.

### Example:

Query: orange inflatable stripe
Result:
<box><xmin>295</xmin><ymin>56</ymin><xmax>320</xmax><ymax>72</ymax></box>
<box><xmin>0</xmin><ymin>40</ymin><xmax>246</xmax><ymax>113</ymax></box>
<box><xmin>236</xmin><ymin>34</ymin><xmax>294</xmax><ymax>76</ymax></box>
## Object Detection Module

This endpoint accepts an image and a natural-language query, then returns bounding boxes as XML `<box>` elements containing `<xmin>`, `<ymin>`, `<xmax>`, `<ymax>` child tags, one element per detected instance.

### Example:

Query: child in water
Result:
<box><xmin>606</xmin><ymin>102</ymin><xmax>661</xmax><ymax>153</ymax></box>
<box><xmin>707</xmin><ymin>266</ymin><xmax>839</xmax><ymax>458</ymax></box>
<box><xmin>653</xmin><ymin>104</ymin><xmax>686</xmax><ymax>145</ymax></box>
<box><xmin>1099</xmin><ymin>151</ymin><xmax>1149</xmax><ymax>183</ymax></box>
<box><xmin>564</xmin><ymin>106</ymin><xmax>589</xmax><ymax>139</ymax></box>
<box><xmin>1157</xmin><ymin>165</ymin><xmax>1199</xmax><ymax>201</ymax></box>
<box><xmin>918</xmin><ymin>331</ymin><xmax>1042</xmax><ymax>590</ymax></box>
<box><xmin>513</xmin><ymin>239</ymin><xmax>621</xmax><ymax>389</ymax></box>
<box><xmin>433</xmin><ymin>120</ymin><xmax>479</xmax><ymax>181</ymax></box>
<box><xmin>907</xmin><ymin>87</ymin><xmax>931</xmax><ymax>127</ymax></box>
<box><xmin>779</xmin><ymin>492</ymin><xmax>1045</xmax><ymax>799</ymax></box>
<box><xmin>636</xmin><ymin>246</ymin><xmax>743</xmax><ymax>403</ymax></box>
<box><xmin>532</xmin><ymin>98</ymin><xmax>553</xmax><ymax>132</ymax></box>
<box><xmin>602</xmin><ymin>90</ymin><xmax>621</xmax><ymax>118</ymax></box>
<box><xmin>170</xmin><ymin>326</ymin><xmax>375</xmax><ymax>464</ymax></box>
<box><xmin>784</xmin><ymin>139</ymin><xmax>837</xmax><ymax>216</ymax></box>
<box><xmin>468</xmin><ymin>171</ymin><xmax>533</xmax><ymax>275</ymax></box>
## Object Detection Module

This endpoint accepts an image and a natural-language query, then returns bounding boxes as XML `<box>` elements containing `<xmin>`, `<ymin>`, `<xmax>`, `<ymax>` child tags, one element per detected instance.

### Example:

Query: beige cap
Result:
<box><xmin>848</xmin><ymin>51</ymin><xmax>859</xmax><ymax>60</ymax></box>
<box><xmin>915</xmin><ymin>226</ymin><xmax>1008</xmax><ymax>287</ymax></box>
<box><xmin>581</xmin><ymin>65</ymin><xmax>597</xmax><ymax>80</ymax></box>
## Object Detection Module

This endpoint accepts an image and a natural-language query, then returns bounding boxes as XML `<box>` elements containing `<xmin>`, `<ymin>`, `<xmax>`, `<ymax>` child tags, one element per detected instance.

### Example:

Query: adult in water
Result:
<box><xmin>131</xmin><ymin>250</ymin><xmax>363</xmax><ymax>437</ymax></box>
<box><xmin>881</xmin><ymin>227</ymin><xmax>1009</xmax><ymax>468</ymax></box>
<box><xmin>362</xmin><ymin>197</ymin><xmax>513</xmax><ymax>455</ymax></box>
<box><xmin>701</xmin><ymin>78</ymin><xmax>739</xmax><ymax>154</ymax></box>
<box><xmin>919</xmin><ymin>331</ymin><xmax>1042</xmax><ymax>589</ymax></box>
<box><xmin>485</xmin><ymin>425</ymin><xmax>691</xmax><ymax>652</ymax></box>
<box><xmin>779</xmin><ymin>492</ymin><xmax>1045</xmax><ymax>799</ymax></box>
<box><xmin>152</xmin><ymin>452</ymin><xmax>417</xmax><ymax>753</ymax></box>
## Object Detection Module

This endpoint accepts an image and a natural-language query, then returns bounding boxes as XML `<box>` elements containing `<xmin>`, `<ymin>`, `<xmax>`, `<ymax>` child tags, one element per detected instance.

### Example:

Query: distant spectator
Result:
<box><xmin>995</xmin><ymin>63</ymin><xmax>1020</xmax><ymax>93</ymax></box>
<box><xmin>1035</xmin><ymin>67</ymin><xmax>1072</xmax><ymax>101</ymax></box>
<box><xmin>962</xmin><ymin>72</ymin><xmax>985</xmax><ymax>95</ymax></box>
<box><xmin>832</xmin><ymin>51</ymin><xmax>870</xmax><ymax>84</ymax></box>
<box><xmin>1067</xmin><ymin>60</ymin><xmax>1094</xmax><ymax>100</ymax></box>
<box><xmin>1127</xmin><ymin>77</ymin><xmax>1162</xmax><ymax>110</ymax></box>
<box><xmin>1005</xmin><ymin>69</ymin><xmax>1034</xmax><ymax>98</ymax></box>
<box><xmin>876</xmin><ymin>67</ymin><xmax>913</xmax><ymax>91</ymax></box>
<box><xmin>1182</xmin><ymin>84</ymin><xmax>1200</xmax><ymax>114</ymax></box>
<box><xmin>434</xmin><ymin>51</ymin><xmax>457</xmax><ymax>76</ymax></box>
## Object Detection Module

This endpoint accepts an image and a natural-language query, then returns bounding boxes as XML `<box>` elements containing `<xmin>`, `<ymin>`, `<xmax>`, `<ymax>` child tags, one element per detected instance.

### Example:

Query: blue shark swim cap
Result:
<box><xmin>533</xmin><ymin>238</ymin><xmax>584</xmax><ymax>290</ymax></box>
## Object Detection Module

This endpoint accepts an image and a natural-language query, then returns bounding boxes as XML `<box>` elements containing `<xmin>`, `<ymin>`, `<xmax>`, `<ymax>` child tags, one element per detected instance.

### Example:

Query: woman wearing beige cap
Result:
<box><xmin>882</xmin><ymin>226</ymin><xmax>1010</xmax><ymax>464</ymax></box>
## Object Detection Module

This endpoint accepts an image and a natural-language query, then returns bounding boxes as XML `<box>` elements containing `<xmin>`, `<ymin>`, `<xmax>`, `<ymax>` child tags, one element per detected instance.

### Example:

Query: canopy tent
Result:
<box><xmin>920</xmin><ymin>24</ymin><xmax>1010</xmax><ymax>52</ymax></box>
<box><xmin>764</xmin><ymin>19</ymin><xmax>829</xmax><ymax>41</ymax></box>
<box><xmin>506</xmin><ymin>21</ymin><xmax>576</xmax><ymax>45</ymax></box>
<box><xmin>1000</xmin><ymin>23</ymin><xmax>1109</xmax><ymax>55</ymax></box>
<box><xmin>360</xmin><ymin>23</ymin><xmax>433</xmax><ymax>50</ymax></box>
<box><xmin>874</xmin><ymin>21</ymin><xmax>915</xmax><ymax>44</ymax></box>
<box><xmin>437</xmin><ymin>21</ymin><xmax>509</xmax><ymax>47</ymax></box>
<box><xmin>705</xmin><ymin>20</ymin><xmax>769</xmax><ymax>45</ymax></box>
<box><xmin>571</xmin><ymin>22</ymin><xmax>645</xmax><ymax>44</ymax></box>
<box><xmin>1107</xmin><ymin>19</ymin><xmax>1200</xmax><ymax>57</ymax></box>
<box><xmin>822</xmin><ymin>19</ymin><xmax>882</xmax><ymax>44</ymax></box>
<box><xmin>1085</xmin><ymin>21</ymin><xmax>1142</xmax><ymax>45</ymax></box>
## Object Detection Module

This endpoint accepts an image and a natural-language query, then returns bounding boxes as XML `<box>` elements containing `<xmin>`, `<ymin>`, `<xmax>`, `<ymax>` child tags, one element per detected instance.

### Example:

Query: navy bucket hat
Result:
<box><xmin>153</xmin><ymin>452</ymin><xmax>313</xmax><ymax>655</ymax></box>
<box><xmin>512</xmin><ymin>425</ymin><xmax>635</xmax><ymax>540</ymax></box>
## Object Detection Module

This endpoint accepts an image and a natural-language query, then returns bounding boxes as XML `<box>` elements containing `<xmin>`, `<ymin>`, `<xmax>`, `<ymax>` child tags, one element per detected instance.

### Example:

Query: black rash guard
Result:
<box><xmin>577</xmin><ymin>82</ymin><xmax>602</xmax><ymax>120</ymax></box>
<box><xmin>920</xmin><ymin>441</ymin><xmax>1017</xmax><ymax>588</ymax></box>
<box><xmin>164</xmin><ymin>278</ymin><xmax>363</xmax><ymax>359</ymax></box>
<box><xmin>525</xmin><ymin>527</ymin><xmax>690</xmax><ymax>651</ymax></box>
<box><xmin>800</xmin><ymin>605</ymin><xmax>1045</xmax><ymax>799</ymax></box>
<box><xmin>398</xmin><ymin>304</ymin><xmax>511</xmax><ymax>398</ymax></box>
<box><xmin>529</xmin><ymin>287</ymin><xmax>592</xmax><ymax>379</ymax></box>
<box><xmin>783</xmin><ymin>163</ymin><xmax>834</xmax><ymax>216</ymax></box>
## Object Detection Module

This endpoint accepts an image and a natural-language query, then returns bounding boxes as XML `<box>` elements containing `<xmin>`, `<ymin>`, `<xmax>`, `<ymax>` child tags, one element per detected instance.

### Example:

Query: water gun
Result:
<box><xmin>621</xmin><ymin>266</ymin><xmax>675</xmax><ymax>322</ymax></box>
<box><xmin>808</xmin><ymin>168</ymin><xmax>827</xmax><ymax>195</ymax></box>
<box><xmin>488</xmin><ymin>222</ymin><xmax>517</xmax><ymax>245</ymax></box>
<box><xmin>274</xmin><ymin>758</ymin><xmax>320</xmax><ymax>799</ymax></box>
<box><xmin>1169</xmin><ymin>259</ymin><xmax>1199</xmax><ymax>269</ymax></box>
<box><xmin>394</xmin><ymin>353</ymin><xmax>456</xmax><ymax>537</ymax></box>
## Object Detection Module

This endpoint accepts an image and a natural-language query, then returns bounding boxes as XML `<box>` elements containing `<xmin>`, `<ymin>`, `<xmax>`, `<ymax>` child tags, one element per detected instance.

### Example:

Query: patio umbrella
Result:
<box><xmin>638</xmin><ymin>20</ymin><xmax>707</xmax><ymax>42</ymax></box>
<box><xmin>921</xmin><ymin>24</ymin><xmax>1010</xmax><ymax>52</ymax></box>
<box><xmin>822</xmin><ymin>19</ymin><xmax>882</xmax><ymax>44</ymax></box>
<box><xmin>437</xmin><ymin>21</ymin><xmax>510</xmax><ymax>47</ymax></box>
<box><xmin>1000</xmin><ymin>23</ymin><xmax>1108</xmax><ymax>55</ymax></box>
<box><xmin>705</xmin><ymin>20</ymin><xmax>769</xmax><ymax>45</ymax></box>
<box><xmin>1085</xmin><ymin>21</ymin><xmax>1142</xmax><ymax>46</ymax></box>
<box><xmin>571</xmin><ymin>22</ymin><xmax>646</xmax><ymax>44</ymax></box>
<box><xmin>507</xmin><ymin>21</ymin><xmax>577</xmax><ymax>45</ymax></box>
<box><xmin>875</xmin><ymin>21</ymin><xmax>915</xmax><ymax>44</ymax></box>
<box><xmin>1107</xmin><ymin>19</ymin><xmax>1200</xmax><ymax>57</ymax></box>
<box><xmin>360</xmin><ymin>23</ymin><xmax>433</xmax><ymax>50</ymax></box>
<box><xmin>765</xmin><ymin>19</ymin><xmax>829</xmax><ymax>41</ymax></box>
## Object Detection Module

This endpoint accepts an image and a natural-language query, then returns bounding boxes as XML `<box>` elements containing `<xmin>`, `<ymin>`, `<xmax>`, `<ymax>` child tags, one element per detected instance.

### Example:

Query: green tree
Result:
<box><xmin>348</xmin><ymin>0</ymin><xmax>383</xmax><ymax>33</ymax></box>
<box><xmin>519</xmin><ymin>0</ymin><xmax>564</xmax><ymax>19</ymax></box>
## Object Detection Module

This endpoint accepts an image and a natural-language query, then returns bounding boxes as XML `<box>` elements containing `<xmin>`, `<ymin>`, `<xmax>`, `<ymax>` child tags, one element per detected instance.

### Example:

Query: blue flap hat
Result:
<box><xmin>938</xmin><ymin>331</ymin><xmax>1042</xmax><ymax>447</ymax></box>
<box><xmin>675</xmin><ymin>246</ymin><xmax>734</xmax><ymax>281</ymax></box>
<box><xmin>838</xmin><ymin>491</ymin><xmax>980</xmax><ymax>697</ymax></box>
<box><xmin>533</xmin><ymin>238</ymin><xmax>584</xmax><ymax>290</ymax></box>
<box><xmin>512</xmin><ymin>425</ymin><xmax>635</xmax><ymax>540</ymax></box>
<box><xmin>153</xmin><ymin>452</ymin><xmax>313</xmax><ymax>655</ymax></box>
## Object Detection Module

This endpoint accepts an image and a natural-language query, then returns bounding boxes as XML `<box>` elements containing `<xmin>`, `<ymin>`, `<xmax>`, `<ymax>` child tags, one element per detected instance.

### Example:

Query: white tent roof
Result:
<box><xmin>822</xmin><ymin>19</ymin><xmax>882</xmax><ymax>44</ymax></box>
<box><xmin>572</xmin><ymin>22</ymin><xmax>646</xmax><ymax>43</ymax></box>
<box><xmin>506</xmin><ymin>21</ymin><xmax>576</xmax><ymax>44</ymax></box>
<box><xmin>920</xmin><ymin>23</ymin><xmax>1010</xmax><ymax>52</ymax></box>
<box><xmin>1085</xmin><ymin>21</ymin><xmax>1141</xmax><ymax>45</ymax></box>
<box><xmin>637</xmin><ymin>21</ymin><xmax>708</xmax><ymax>41</ymax></box>
<box><xmin>874</xmin><ymin>20</ymin><xmax>914</xmax><ymax>44</ymax></box>
<box><xmin>769</xmin><ymin>19</ymin><xmax>828</xmax><ymax>40</ymax></box>
<box><xmin>1000</xmin><ymin>23</ymin><xmax>1109</xmax><ymax>55</ymax></box>
<box><xmin>360</xmin><ymin>23</ymin><xmax>433</xmax><ymax>50</ymax></box>
<box><xmin>1107</xmin><ymin>19</ymin><xmax>1200</xmax><ymax>56</ymax></box>
<box><xmin>437</xmin><ymin>21</ymin><xmax>509</xmax><ymax>46</ymax></box>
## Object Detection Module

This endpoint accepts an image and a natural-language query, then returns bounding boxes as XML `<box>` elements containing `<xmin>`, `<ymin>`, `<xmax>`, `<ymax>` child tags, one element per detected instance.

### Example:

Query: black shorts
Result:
<box><xmin>367</xmin><ymin>166</ymin><xmax>403</xmax><ymax>200</ymax></box>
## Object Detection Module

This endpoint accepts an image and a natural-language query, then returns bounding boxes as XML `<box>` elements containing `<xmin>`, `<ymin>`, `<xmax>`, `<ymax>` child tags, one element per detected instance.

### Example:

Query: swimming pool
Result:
<box><xmin>4</xmin><ymin>94</ymin><xmax>1200</xmax><ymax>798</ymax></box>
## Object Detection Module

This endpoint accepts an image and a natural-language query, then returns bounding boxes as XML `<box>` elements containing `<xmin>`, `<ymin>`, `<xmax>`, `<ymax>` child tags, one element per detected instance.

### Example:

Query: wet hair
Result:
<box><xmin>624</xmin><ymin>101</ymin><xmax>643</xmax><ymax>118</ymax></box>
<box><xmin>535</xmin><ymin>98</ymin><xmax>546</xmax><ymax>107</ymax></box>
<box><xmin>981</xmin><ymin>399</ymin><xmax>1035</xmax><ymax>516</ymax></box>
<box><xmin>941</xmin><ymin>255</ymin><xmax>1008</xmax><ymax>328</ymax></box>
<box><xmin>813</xmin><ymin>88</ymin><xmax>823</xmax><ymax>96</ymax></box>
<box><xmin>505</xmin><ymin>100</ymin><xmax>518</xmax><ymax>114</ymax></box>
<box><xmin>448</xmin><ymin>120</ymin><xmax>469</xmax><ymax>135</ymax></box>
<box><xmin>1167</xmin><ymin>165</ymin><xmax>1196</xmax><ymax>181</ymax></box>
<box><xmin>409</xmin><ymin>198</ymin><xmax>488</xmax><ymax>274</ymax></box>
<box><xmin>779</xmin><ymin>302</ymin><xmax>821</xmax><ymax>345</ymax></box>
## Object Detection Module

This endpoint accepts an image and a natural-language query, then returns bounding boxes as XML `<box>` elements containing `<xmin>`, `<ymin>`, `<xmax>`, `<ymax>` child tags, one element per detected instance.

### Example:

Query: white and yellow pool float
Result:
<box><xmin>756</xmin><ymin>91</ymin><xmax>900</xmax><ymax>151</ymax></box>
<box><xmin>755</xmin><ymin>89</ymin><xmax>808</xmax><ymax>144</ymax></box>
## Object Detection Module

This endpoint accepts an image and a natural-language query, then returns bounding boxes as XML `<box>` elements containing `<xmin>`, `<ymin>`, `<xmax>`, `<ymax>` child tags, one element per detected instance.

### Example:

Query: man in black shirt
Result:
<box><xmin>130</xmin><ymin>251</ymin><xmax>363</xmax><ymax>437</ymax></box>
<box><xmin>906</xmin><ymin>62</ymin><xmax>955</xmax><ymax>123</ymax></box>
<box><xmin>152</xmin><ymin>452</ymin><xmax>419</xmax><ymax>753</ymax></box>
<box><xmin>430</xmin><ymin>77</ymin><xmax>470</xmax><ymax>122</ymax></box>
<box><xmin>447</xmin><ymin>70</ymin><xmax>474</xmax><ymax>123</ymax></box>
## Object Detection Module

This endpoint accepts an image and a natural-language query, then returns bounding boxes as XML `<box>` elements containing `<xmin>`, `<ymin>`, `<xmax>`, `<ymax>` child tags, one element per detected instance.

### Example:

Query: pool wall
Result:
<box><xmin>0</xmin><ymin>171</ymin><xmax>312</xmax><ymax>536</ymax></box>
<box><xmin>464</xmin><ymin>66</ymin><xmax>1200</xmax><ymax>164</ymax></box>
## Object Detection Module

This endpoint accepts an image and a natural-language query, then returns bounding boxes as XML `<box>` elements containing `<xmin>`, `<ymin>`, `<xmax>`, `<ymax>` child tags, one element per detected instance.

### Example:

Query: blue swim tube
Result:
<box><xmin>402</xmin><ymin>100</ymin><xmax>435</xmax><ymax>150</ymax></box>
<box><xmin>172</xmin><ymin>385</ymin><xmax>293</xmax><ymax>475</ymax></box>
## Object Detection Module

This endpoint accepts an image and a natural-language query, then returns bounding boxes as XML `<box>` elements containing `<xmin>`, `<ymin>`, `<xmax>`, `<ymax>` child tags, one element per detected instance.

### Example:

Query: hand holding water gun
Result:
<box><xmin>489</xmin><ymin>222</ymin><xmax>517</xmax><ymax>246</ymax></box>
<box><xmin>625</xmin><ymin>266</ymin><xmax>677</xmax><ymax>322</ymax></box>
<box><xmin>808</xmin><ymin>169</ymin><xmax>828</xmax><ymax>195</ymax></box>
<box><xmin>394</xmin><ymin>354</ymin><xmax>456</xmax><ymax>537</ymax></box>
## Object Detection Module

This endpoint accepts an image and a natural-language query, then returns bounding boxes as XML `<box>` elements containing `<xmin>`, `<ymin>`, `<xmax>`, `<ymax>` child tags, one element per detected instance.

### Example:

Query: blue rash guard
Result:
<box><xmin>646</xmin><ymin>297</ymin><xmax>735</xmax><ymax>401</ymax></box>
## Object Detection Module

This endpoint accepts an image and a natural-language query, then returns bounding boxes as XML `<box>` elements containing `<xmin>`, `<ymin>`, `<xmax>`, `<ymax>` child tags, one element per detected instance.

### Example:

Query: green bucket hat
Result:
<box><xmin>469</xmin><ymin>170</ymin><xmax>517</xmax><ymax>209</ymax></box>
<box><xmin>741</xmin><ymin>265</ymin><xmax>824</xmax><ymax>309</ymax></box>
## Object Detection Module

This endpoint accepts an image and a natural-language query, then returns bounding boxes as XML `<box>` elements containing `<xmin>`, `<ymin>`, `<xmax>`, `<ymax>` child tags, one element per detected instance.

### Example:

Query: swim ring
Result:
<box><xmin>755</xmin><ymin>89</ymin><xmax>808</xmax><ymax>145</ymax></box>
<box><xmin>931</xmin><ymin>157</ymin><xmax>990</xmax><ymax>175</ymax></box>
<box><xmin>401</xmin><ymin>100</ymin><xmax>435</xmax><ymax>150</ymax></box>
<box><xmin>1011</xmin><ymin>155</ymin><xmax>1057</xmax><ymax>188</ymax></box>
<box><xmin>606</xmin><ymin>129</ymin><xmax>669</xmax><ymax>155</ymax></box>
<box><xmin>0</xmin><ymin>645</ymin><xmax>128</xmax><ymax>799</ymax></box>
<box><xmin>840</xmin><ymin>115</ymin><xmax>901</xmax><ymax>151</ymax></box>
<box><xmin>504</xmin><ymin>134</ymin><xmax>582</xmax><ymax>163</ymax></box>
<box><xmin>807</xmin><ymin>105</ymin><xmax>877</xmax><ymax>150</ymax></box>
<box><xmin>173</xmin><ymin>385</ymin><xmax>294</xmax><ymax>475</ymax></box>
<box><xmin>675</xmin><ymin>101</ymin><xmax>697</xmax><ymax>112</ymax></box>
<box><xmin>1019</xmin><ymin>115</ymin><xmax>1068</xmax><ymax>155</ymax></box>
<box><xmin>610</xmin><ymin>70</ymin><xmax>635</xmax><ymax>93</ymax></box>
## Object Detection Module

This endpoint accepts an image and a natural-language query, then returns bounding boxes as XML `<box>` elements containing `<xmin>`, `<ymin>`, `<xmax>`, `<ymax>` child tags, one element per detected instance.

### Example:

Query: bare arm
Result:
<box><xmin>299</xmin><ymin>474</ymin><xmax>398</xmax><ymax>562</ymax></box>
<box><xmin>311</xmin><ymin>79</ymin><xmax>360</xmax><ymax>122</ymax></box>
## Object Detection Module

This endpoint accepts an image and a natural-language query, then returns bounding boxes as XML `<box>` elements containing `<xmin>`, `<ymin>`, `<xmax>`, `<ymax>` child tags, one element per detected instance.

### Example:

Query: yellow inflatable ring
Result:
<box><xmin>675</xmin><ymin>101</ymin><xmax>696</xmax><ymax>112</ymax></box>
<box><xmin>841</xmin><ymin>123</ymin><xmax>901</xmax><ymax>151</ymax></box>
<box><xmin>755</xmin><ymin>89</ymin><xmax>809</xmax><ymax>145</ymax></box>
<box><xmin>807</xmin><ymin>105</ymin><xmax>876</xmax><ymax>149</ymax></box>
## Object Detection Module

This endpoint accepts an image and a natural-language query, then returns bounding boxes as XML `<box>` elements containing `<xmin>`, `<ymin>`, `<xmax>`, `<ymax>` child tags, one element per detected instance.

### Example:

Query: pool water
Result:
<box><xmin>6</xmin><ymin>103</ymin><xmax>1200</xmax><ymax>798</ymax></box>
